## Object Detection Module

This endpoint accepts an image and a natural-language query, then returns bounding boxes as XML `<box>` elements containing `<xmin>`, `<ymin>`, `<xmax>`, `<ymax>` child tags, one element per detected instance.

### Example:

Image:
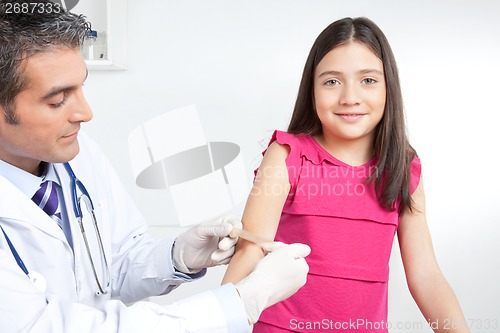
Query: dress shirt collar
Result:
<box><xmin>0</xmin><ymin>159</ymin><xmax>61</xmax><ymax>198</ymax></box>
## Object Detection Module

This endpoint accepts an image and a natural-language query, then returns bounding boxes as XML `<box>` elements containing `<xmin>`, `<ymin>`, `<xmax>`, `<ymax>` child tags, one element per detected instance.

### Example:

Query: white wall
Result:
<box><xmin>80</xmin><ymin>0</ymin><xmax>499</xmax><ymax>331</ymax></box>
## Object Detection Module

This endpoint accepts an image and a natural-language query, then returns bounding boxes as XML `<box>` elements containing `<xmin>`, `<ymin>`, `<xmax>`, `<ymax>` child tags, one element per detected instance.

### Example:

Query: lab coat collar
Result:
<box><xmin>53</xmin><ymin>163</ymin><xmax>73</xmax><ymax>216</ymax></box>
<box><xmin>0</xmin><ymin>174</ymin><xmax>68</xmax><ymax>243</ymax></box>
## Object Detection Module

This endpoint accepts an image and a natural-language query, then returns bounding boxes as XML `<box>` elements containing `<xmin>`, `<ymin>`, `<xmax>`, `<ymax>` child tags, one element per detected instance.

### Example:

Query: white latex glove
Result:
<box><xmin>235</xmin><ymin>242</ymin><xmax>311</xmax><ymax>324</ymax></box>
<box><xmin>173</xmin><ymin>215</ymin><xmax>242</xmax><ymax>274</ymax></box>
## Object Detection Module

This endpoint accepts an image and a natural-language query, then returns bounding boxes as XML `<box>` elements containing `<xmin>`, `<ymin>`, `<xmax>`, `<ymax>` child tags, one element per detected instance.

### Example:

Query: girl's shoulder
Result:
<box><xmin>263</xmin><ymin>130</ymin><xmax>313</xmax><ymax>164</ymax></box>
<box><xmin>267</xmin><ymin>130</ymin><xmax>308</xmax><ymax>147</ymax></box>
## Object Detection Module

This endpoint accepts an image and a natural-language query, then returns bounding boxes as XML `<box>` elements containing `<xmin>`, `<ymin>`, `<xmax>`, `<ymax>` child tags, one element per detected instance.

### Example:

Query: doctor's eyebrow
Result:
<box><xmin>41</xmin><ymin>69</ymin><xmax>89</xmax><ymax>101</ymax></box>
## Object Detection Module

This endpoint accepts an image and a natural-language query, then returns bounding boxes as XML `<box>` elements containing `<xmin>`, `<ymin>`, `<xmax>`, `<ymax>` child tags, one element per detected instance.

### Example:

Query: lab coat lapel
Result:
<box><xmin>0</xmin><ymin>175</ymin><xmax>66</xmax><ymax>242</ymax></box>
<box><xmin>54</xmin><ymin>163</ymin><xmax>80</xmax><ymax>243</ymax></box>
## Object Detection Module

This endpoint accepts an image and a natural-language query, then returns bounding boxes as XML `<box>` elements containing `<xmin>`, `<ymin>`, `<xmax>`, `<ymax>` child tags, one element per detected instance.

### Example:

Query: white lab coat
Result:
<box><xmin>0</xmin><ymin>132</ymin><xmax>247</xmax><ymax>333</ymax></box>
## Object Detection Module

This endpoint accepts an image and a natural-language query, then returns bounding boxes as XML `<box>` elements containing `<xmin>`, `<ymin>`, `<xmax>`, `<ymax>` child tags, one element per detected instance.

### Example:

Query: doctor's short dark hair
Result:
<box><xmin>0</xmin><ymin>0</ymin><xmax>89</xmax><ymax>124</ymax></box>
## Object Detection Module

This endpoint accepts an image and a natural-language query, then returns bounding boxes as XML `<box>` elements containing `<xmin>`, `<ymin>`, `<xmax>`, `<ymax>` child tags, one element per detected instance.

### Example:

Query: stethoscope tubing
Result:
<box><xmin>1</xmin><ymin>162</ymin><xmax>109</xmax><ymax>295</ymax></box>
<box><xmin>0</xmin><ymin>225</ymin><xmax>30</xmax><ymax>276</ymax></box>
<box><xmin>64</xmin><ymin>162</ymin><xmax>95</xmax><ymax>216</ymax></box>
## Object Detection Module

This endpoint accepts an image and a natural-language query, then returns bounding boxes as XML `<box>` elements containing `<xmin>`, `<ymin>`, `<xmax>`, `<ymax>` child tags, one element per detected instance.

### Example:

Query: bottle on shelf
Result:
<box><xmin>82</xmin><ymin>29</ymin><xmax>98</xmax><ymax>60</ymax></box>
<box><xmin>82</xmin><ymin>29</ymin><xmax>108</xmax><ymax>61</ymax></box>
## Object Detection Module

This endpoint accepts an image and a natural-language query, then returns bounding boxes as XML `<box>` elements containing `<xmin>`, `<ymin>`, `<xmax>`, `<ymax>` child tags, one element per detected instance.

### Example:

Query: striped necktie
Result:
<box><xmin>32</xmin><ymin>180</ymin><xmax>63</xmax><ymax>228</ymax></box>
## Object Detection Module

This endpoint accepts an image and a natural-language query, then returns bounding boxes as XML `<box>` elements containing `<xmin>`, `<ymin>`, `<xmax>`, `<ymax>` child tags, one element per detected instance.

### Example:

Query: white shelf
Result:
<box><xmin>74</xmin><ymin>0</ymin><xmax>127</xmax><ymax>71</ymax></box>
<box><xmin>85</xmin><ymin>59</ymin><xmax>125</xmax><ymax>71</ymax></box>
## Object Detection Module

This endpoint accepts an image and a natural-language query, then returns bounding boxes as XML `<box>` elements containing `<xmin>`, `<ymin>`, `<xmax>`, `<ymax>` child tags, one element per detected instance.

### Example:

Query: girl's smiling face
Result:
<box><xmin>313</xmin><ymin>41</ymin><xmax>386</xmax><ymax>146</ymax></box>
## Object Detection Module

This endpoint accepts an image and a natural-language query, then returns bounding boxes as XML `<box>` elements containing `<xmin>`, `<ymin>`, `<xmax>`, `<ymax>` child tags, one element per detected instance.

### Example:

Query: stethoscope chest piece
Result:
<box><xmin>29</xmin><ymin>271</ymin><xmax>47</xmax><ymax>293</ymax></box>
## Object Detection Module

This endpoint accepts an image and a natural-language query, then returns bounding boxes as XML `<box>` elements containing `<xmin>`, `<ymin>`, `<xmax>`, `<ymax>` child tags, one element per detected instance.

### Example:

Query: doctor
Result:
<box><xmin>0</xmin><ymin>2</ymin><xmax>310</xmax><ymax>332</ymax></box>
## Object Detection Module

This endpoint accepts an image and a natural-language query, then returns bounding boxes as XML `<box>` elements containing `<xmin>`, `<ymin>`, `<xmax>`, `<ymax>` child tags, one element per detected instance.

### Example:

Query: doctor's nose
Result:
<box><xmin>339</xmin><ymin>84</ymin><xmax>361</xmax><ymax>106</ymax></box>
<box><xmin>69</xmin><ymin>91</ymin><xmax>93</xmax><ymax>123</ymax></box>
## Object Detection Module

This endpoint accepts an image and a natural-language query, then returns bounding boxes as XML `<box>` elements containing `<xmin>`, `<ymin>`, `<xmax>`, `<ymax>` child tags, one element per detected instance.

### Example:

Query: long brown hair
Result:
<box><xmin>288</xmin><ymin>17</ymin><xmax>416</xmax><ymax>213</ymax></box>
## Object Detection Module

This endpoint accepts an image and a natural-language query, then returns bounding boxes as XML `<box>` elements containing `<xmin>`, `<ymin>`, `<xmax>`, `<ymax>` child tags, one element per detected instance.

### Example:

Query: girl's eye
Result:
<box><xmin>325</xmin><ymin>79</ymin><xmax>340</xmax><ymax>86</ymax></box>
<box><xmin>362</xmin><ymin>78</ymin><xmax>377</xmax><ymax>84</ymax></box>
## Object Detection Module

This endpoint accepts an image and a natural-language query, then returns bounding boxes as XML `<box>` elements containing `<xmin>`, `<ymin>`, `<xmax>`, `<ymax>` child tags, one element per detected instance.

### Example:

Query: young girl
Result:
<box><xmin>222</xmin><ymin>17</ymin><xmax>469</xmax><ymax>332</ymax></box>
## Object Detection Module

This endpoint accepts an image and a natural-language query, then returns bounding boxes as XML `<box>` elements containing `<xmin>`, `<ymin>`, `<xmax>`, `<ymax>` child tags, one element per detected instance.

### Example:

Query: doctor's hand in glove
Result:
<box><xmin>173</xmin><ymin>215</ymin><xmax>242</xmax><ymax>274</ymax></box>
<box><xmin>235</xmin><ymin>242</ymin><xmax>311</xmax><ymax>324</ymax></box>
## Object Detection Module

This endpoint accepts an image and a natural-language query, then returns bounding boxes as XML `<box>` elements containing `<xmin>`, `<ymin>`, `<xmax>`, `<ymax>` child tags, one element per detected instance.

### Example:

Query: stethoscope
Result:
<box><xmin>0</xmin><ymin>162</ymin><xmax>110</xmax><ymax>296</ymax></box>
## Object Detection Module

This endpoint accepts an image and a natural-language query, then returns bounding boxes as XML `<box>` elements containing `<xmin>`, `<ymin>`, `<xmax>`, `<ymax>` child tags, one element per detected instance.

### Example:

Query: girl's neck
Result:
<box><xmin>314</xmin><ymin>133</ymin><xmax>375</xmax><ymax>167</ymax></box>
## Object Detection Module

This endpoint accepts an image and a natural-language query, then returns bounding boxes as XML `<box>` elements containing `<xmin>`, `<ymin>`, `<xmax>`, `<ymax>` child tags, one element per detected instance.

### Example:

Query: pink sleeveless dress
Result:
<box><xmin>254</xmin><ymin>131</ymin><xmax>421</xmax><ymax>332</ymax></box>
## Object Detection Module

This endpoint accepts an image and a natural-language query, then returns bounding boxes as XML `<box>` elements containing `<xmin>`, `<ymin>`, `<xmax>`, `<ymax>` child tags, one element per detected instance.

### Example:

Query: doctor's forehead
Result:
<box><xmin>20</xmin><ymin>47</ymin><xmax>88</xmax><ymax>93</ymax></box>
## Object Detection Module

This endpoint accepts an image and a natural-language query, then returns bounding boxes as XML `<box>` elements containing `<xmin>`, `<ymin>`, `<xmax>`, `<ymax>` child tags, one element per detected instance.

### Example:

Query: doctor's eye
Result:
<box><xmin>50</xmin><ymin>92</ymin><xmax>68</xmax><ymax>108</ymax></box>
